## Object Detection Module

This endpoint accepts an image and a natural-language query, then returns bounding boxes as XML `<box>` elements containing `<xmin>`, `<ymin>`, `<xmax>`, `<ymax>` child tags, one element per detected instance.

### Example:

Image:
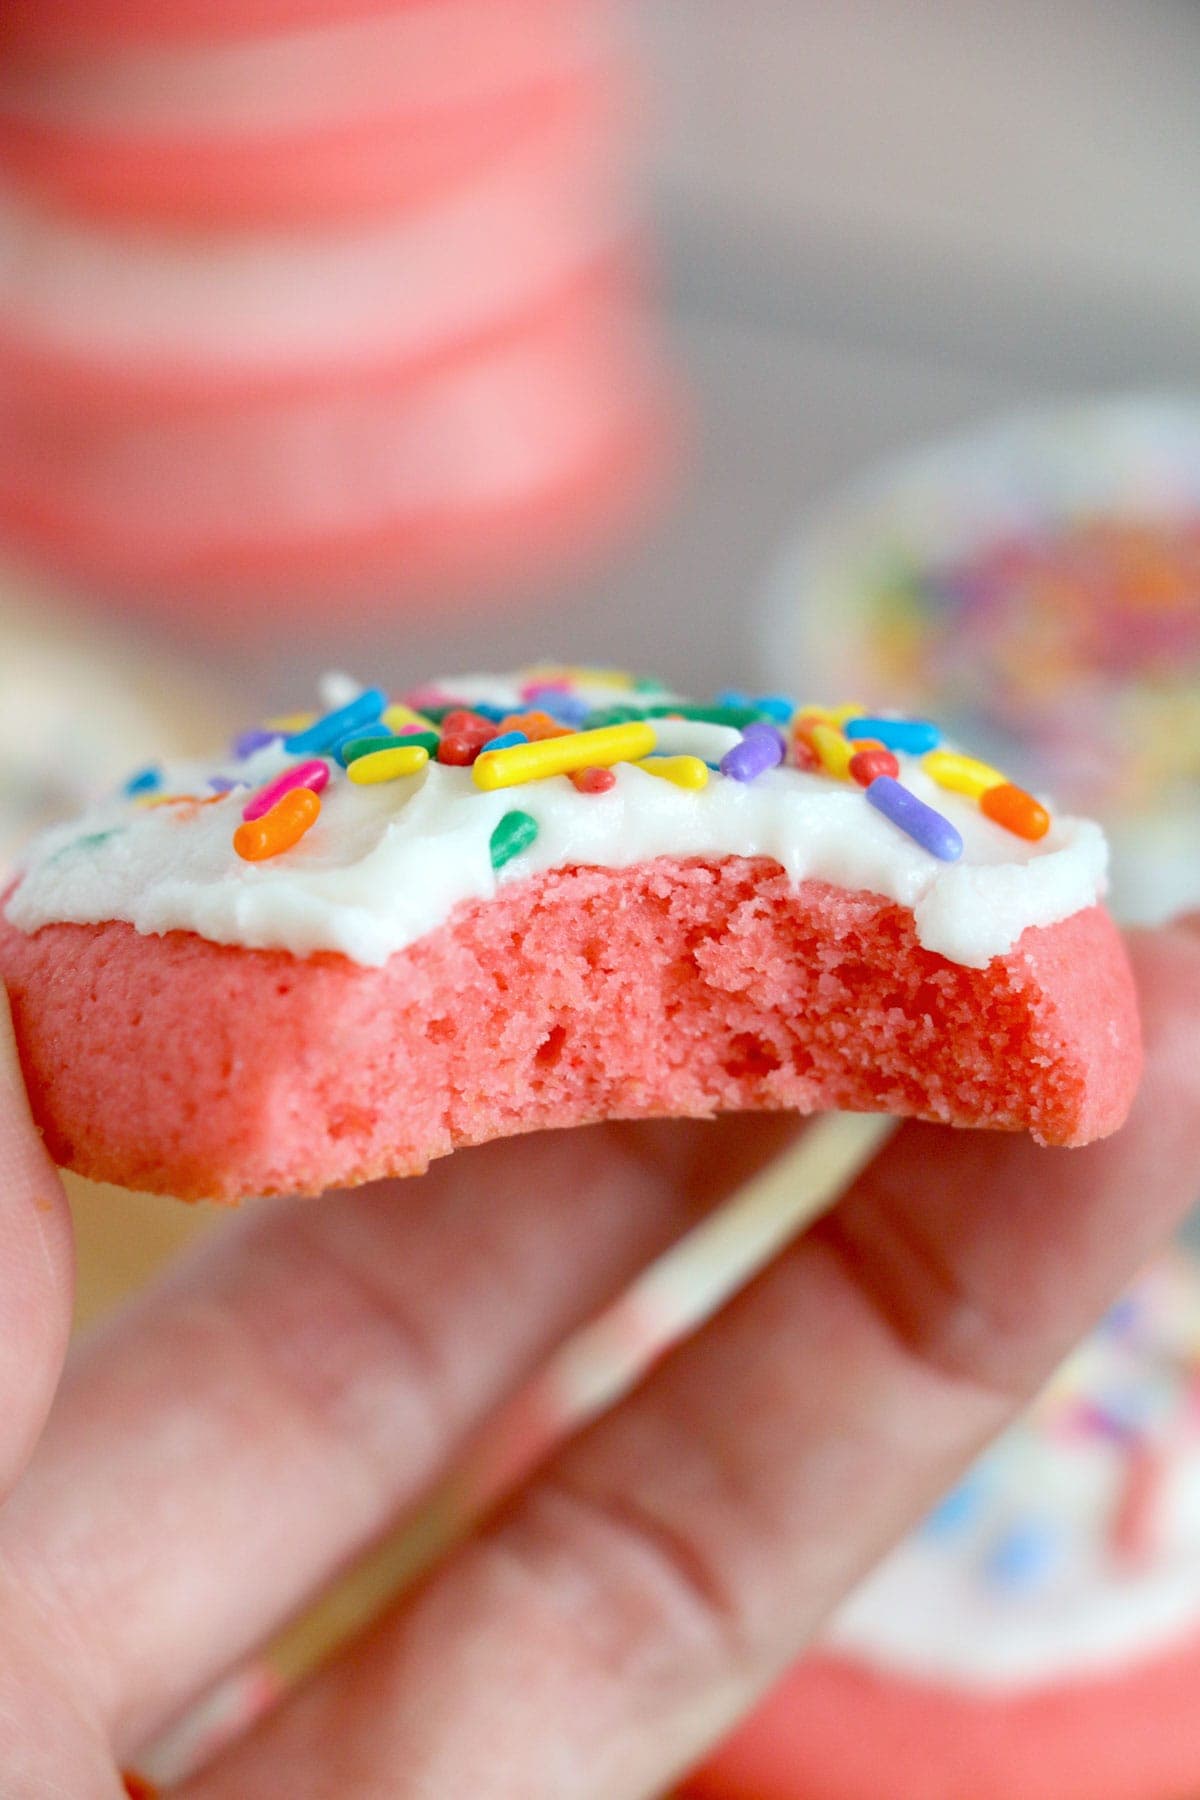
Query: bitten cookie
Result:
<box><xmin>0</xmin><ymin>666</ymin><xmax>1140</xmax><ymax>1202</ymax></box>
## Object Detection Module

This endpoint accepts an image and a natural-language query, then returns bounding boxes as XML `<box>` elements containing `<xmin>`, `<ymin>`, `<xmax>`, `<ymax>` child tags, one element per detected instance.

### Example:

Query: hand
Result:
<box><xmin>4</xmin><ymin>923</ymin><xmax>1200</xmax><ymax>1799</ymax></box>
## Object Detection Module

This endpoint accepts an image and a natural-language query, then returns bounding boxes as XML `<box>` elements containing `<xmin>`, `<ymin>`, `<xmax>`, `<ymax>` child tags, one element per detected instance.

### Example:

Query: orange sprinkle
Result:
<box><xmin>980</xmin><ymin>782</ymin><xmax>1051</xmax><ymax>841</ymax></box>
<box><xmin>570</xmin><ymin>766</ymin><xmax>617</xmax><ymax>793</ymax></box>
<box><xmin>233</xmin><ymin>787</ymin><xmax>320</xmax><ymax>861</ymax></box>
<box><xmin>499</xmin><ymin>710</ymin><xmax>572</xmax><ymax>742</ymax></box>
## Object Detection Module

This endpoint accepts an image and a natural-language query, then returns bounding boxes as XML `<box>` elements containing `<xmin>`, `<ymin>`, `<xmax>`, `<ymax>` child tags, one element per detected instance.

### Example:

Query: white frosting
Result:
<box><xmin>826</xmin><ymin>1255</ymin><xmax>1200</xmax><ymax>1690</ymax></box>
<box><xmin>4</xmin><ymin>672</ymin><xmax>1108</xmax><ymax>970</ymax></box>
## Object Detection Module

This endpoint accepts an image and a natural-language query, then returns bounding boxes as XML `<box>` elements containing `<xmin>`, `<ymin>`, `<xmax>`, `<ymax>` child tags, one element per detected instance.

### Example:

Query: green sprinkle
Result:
<box><xmin>392</xmin><ymin>730</ymin><xmax>440</xmax><ymax>756</ymax></box>
<box><xmin>489</xmin><ymin>810</ymin><xmax>539</xmax><ymax>871</ymax></box>
<box><xmin>338</xmin><ymin>732</ymin><xmax>395</xmax><ymax>766</ymax></box>
<box><xmin>632</xmin><ymin>674</ymin><xmax>667</xmax><ymax>693</ymax></box>
<box><xmin>581</xmin><ymin>704</ymin><xmax>650</xmax><ymax>729</ymax></box>
<box><xmin>642</xmin><ymin>702</ymin><xmax>769</xmax><ymax>728</ymax></box>
<box><xmin>50</xmin><ymin>829</ymin><xmax>118</xmax><ymax>864</ymax></box>
<box><xmin>417</xmin><ymin>704</ymin><xmax>458</xmax><ymax>725</ymax></box>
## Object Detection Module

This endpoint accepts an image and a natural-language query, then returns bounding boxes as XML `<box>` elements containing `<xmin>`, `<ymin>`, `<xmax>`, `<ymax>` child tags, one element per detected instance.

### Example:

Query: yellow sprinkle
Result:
<box><xmin>635</xmin><ymin>754</ymin><xmax>710</xmax><ymax>790</ymax></box>
<box><xmin>266</xmin><ymin>710</ymin><xmax>317</xmax><ymax>732</ymax></box>
<box><xmin>383</xmin><ymin>702</ymin><xmax>436</xmax><ymax>733</ymax></box>
<box><xmin>923</xmin><ymin>749</ymin><xmax>1007</xmax><ymax>799</ymax></box>
<box><xmin>811</xmin><ymin>721</ymin><xmax>853</xmax><ymax>780</ymax></box>
<box><xmin>347</xmin><ymin>744</ymin><xmax>430</xmax><ymax>784</ymax></box>
<box><xmin>473</xmin><ymin>721</ymin><xmax>656</xmax><ymax>790</ymax></box>
<box><xmin>797</xmin><ymin>701</ymin><xmax>864</xmax><ymax>726</ymax></box>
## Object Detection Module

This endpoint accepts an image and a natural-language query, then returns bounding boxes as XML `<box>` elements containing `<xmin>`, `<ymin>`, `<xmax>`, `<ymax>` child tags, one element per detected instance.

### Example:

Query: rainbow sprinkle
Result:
<box><xmin>108</xmin><ymin>671</ymin><xmax>1058</xmax><ymax>875</ymax></box>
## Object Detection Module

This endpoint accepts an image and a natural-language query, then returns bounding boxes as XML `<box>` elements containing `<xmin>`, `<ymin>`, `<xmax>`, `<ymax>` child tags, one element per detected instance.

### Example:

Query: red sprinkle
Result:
<box><xmin>437</xmin><ymin>732</ymin><xmax>485</xmax><ymax>766</ymax></box>
<box><xmin>849</xmin><ymin>747</ymin><xmax>901</xmax><ymax>786</ymax></box>
<box><xmin>122</xmin><ymin>1777</ymin><xmax>160</xmax><ymax>1800</ymax></box>
<box><xmin>440</xmin><ymin>709</ymin><xmax>492</xmax><ymax>740</ymax></box>
<box><xmin>570</xmin><ymin>766</ymin><xmax>617</xmax><ymax>794</ymax></box>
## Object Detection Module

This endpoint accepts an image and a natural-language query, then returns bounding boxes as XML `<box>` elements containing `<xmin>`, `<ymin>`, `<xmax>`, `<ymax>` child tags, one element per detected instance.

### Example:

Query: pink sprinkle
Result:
<box><xmin>1111</xmin><ymin>1440</ymin><xmax>1164</xmax><ymax>1566</ymax></box>
<box><xmin>520</xmin><ymin>678</ymin><xmax>570</xmax><ymax>702</ymax></box>
<box><xmin>1184</xmin><ymin>1366</ymin><xmax>1200</xmax><ymax>1425</ymax></box>
<box><xmin>403</xmin><ymin>685</ymin><xmax>453</xmax><ymax>710</ymax></box>
<box><xmin>242</xmin><ymin>759</ymin><xmax>330</xmax><ymax>822</ymax></box>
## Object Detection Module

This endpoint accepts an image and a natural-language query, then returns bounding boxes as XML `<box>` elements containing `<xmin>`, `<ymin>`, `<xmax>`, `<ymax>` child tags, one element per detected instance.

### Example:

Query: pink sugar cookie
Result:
<box><xmin>0</xmin><ymin>284</ymin><xmax>675</xmax><ymax>620</ymax></box>
<box><xmin>0</xmin><ymin>672</ymin><xmax>1140</xmax><ymax>1203</ymax></box>
<box><xmin>679</xmin><ymin>1644</ymin><xmax>1200</xmax><ymax>1800</ymax></box>
<box><xmin>0</xmin><ymin>95</ymin><xmax>632</xmax><ymax>406</ymax></box>
<box><xmin>0</xmin><ymin>63</ymin><xmax>627</xmax><ymax>231</ymax></box>
<box><xmin>2</xmin><ymin>0</ymin><xmax>436</xmax><ymax>51</ymax></box>
<box><xmin>680</xmin><ymin>1254</ymin><xmax>1200</xmax><ymax>1800</ymax></box>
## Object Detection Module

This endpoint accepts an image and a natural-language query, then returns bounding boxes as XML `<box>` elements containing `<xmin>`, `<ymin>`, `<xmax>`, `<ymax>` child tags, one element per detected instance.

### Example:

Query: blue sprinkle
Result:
<box><xmin>716</xmin><ymin>690</ymin><xmax>795</xmax><ymax>722</ymax></box>
<box><xmin>752</xmin><ymin>694</ymin><xmax>798</xmax><ymax>722</ymax></box>
<box><xmin>482</xmin><ymin>730</ymin><xmax>529</xmax><ymax>752</ymax></box>
<box><xmin>285</xmin><ymin>687</ymin><xmax>387</xmax><ymax>754</ymax></box>
<box><xmin>920</xmin><ymin>1472</ymin><xmax>987</xmax><ymax>1541</ymax></box>
<box><xmin>984</xmin><ymin>1519</ymin><xmax>1061</xmax><ymax>1590</ymax></box>
<box><xmin>470</xmin><ymin>702</ymin><xmax>510</xmax><ymax>722</ymax></box>
<box><xmin>232</xmin><ymin>727</ymin><xmax>281</xmax><ymax>760</ymax></box>
<box><xmin>123</xmin><ymin>766</ymin><xmax>162</xmax><ymax>797</ymax></box>
<box><xmin>845</xmin><ymin>715</ymin><xmax>942</xmax><ymax>754</ymax></box>
<box><xmin>865</xmin><ymin>775</ymin><xmax>963</xmax><ymax>861</ymax></box>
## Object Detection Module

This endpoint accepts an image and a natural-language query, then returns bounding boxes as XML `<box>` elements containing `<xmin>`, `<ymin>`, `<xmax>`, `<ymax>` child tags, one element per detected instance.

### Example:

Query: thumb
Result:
<box><xmin>0</xmin><ymin>986</ymin><xmax>73</xmax><ymax>1501</ymax></box>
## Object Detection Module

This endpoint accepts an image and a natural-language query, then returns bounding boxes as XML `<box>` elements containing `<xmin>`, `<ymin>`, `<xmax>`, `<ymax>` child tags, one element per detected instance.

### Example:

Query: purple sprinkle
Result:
<box><xmin>744</xmin><ymin>720</ymin><xmax>787</xmax><ymax>752</ymax></box>
<box><xmin>524</xmin><ymin>686</ymin><xmax>591</xmax><ymax>727</ymax></box>
<box><xmin>864</xmin><ymin>775</ymin><xmax>963</xmax><ymax>861</ymax></box>
<box><xmin>207</xmin><ymin>775</ymin><xmax>241</xmax><ymax>794</ymax></box>
<box><xmin>719</xmin><ymin>722</ymin><xmax>786</xmax><ymax>782</ymax></box>
<box><xmin>233</xmin><ymin>727</ymin><xmax>281</xmax><ymax>760</ymax></box>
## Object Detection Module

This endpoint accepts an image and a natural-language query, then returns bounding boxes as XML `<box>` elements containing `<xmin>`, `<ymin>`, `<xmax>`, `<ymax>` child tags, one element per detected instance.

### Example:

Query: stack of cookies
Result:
<box><xmin>0</xmin><ymin>0</ymin><xmax>676</xmax><ymax>624</ymax></box>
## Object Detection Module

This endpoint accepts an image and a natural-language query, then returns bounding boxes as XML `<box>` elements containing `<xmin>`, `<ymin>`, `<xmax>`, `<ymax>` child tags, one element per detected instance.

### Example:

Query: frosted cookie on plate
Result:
<box><xmin>681</xmin><ymin>1252</ymin><xmax>1200</xmax><ymax>1800</ymax></box>
<box><xmin>762</xmin><ymin>397</ymin><xmax>1200</xmax><ymax>925</ymax></box>
<box><xmin>0</xmin><ymin>666</ymin><xmax>1139</xmax><ymax>1202</ymax></box>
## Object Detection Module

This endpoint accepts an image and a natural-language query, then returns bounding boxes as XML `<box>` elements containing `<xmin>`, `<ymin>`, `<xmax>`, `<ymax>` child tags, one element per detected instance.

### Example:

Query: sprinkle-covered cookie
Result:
<box><xmin>0</xmin><ymin>666</ymin><xmax>1140</xmax><ymax>1200</ymax></box>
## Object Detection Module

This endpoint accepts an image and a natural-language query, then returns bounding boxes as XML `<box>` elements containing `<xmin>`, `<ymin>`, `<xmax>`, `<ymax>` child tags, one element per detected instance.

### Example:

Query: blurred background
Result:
<box><xmin>3</xmin><ymin>0</ymin><xmax>1200</xmax><ymax>1780</ymax></box>
<box><xmin>7</xmin><ymin>2</ymin><xmax>1200</xmax><ymax>696</ymax></box>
